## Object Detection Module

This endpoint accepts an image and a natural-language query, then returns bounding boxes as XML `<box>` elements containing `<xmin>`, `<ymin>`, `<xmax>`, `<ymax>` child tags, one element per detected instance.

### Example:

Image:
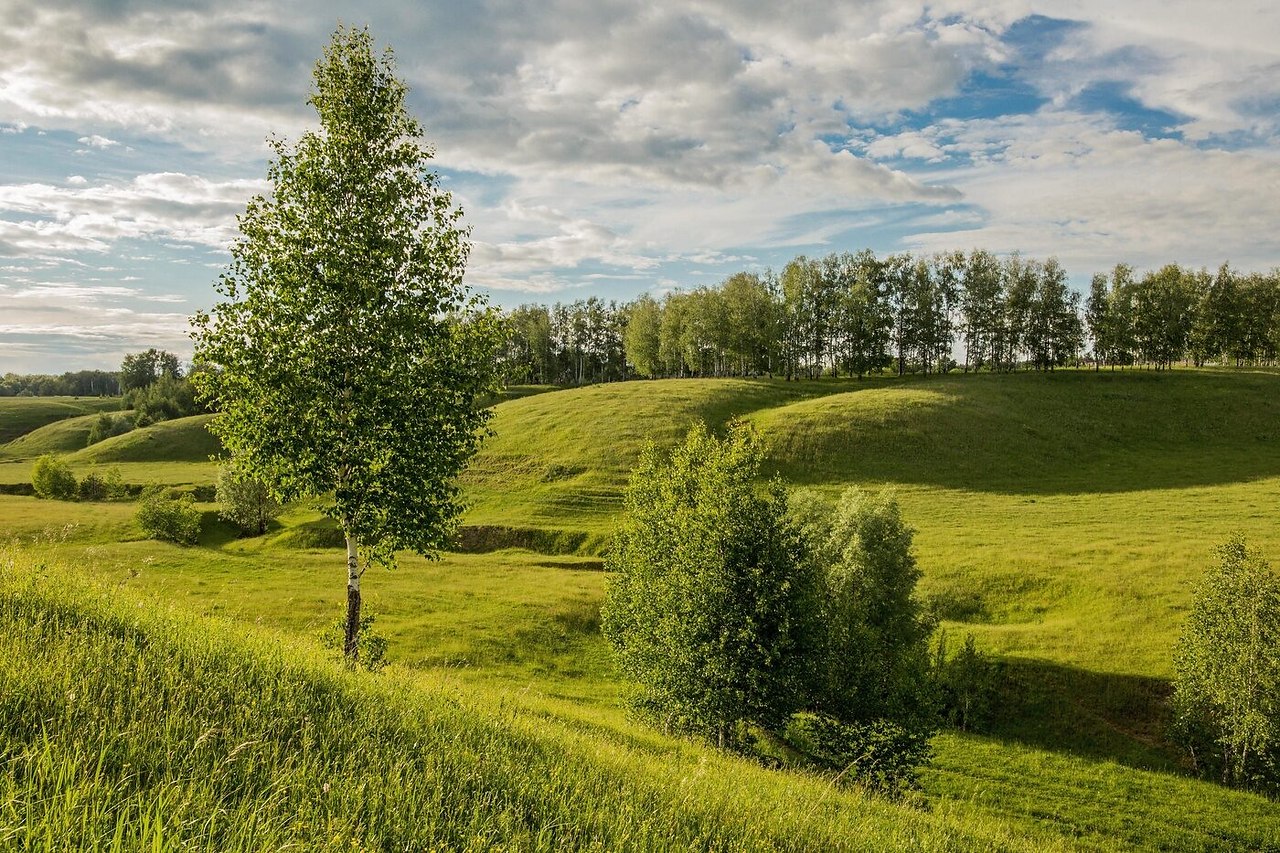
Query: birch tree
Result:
<box><xmin>192</xmin><ymin>25</ymin><xmax>501</xmax><ymax>661</ymax></box>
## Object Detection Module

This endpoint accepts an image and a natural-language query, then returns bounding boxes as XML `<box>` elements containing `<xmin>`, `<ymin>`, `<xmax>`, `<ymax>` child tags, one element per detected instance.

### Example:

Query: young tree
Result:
<box><xmin>788</xmin><ymin>486</ymin><xmax>938</xmax><ymax>791</ymax></box>
<box><xmin>135</xmin><ymin>486</ymin><xmax>202</xmax><ymax>546</ymax></box>
<box><xmin>601</xmin><ymin>422</ymin><xmax>820</xmax><ymax>748</ymax></box>
<box><xmin>798</xmin><ymin>487</ymin><xmax>936</xmax><ymax>725</ymax></box>
<box><xmin>217</xmin><ymin>462</ymin><xmax>283</xmax><ymax>536</ymax></box>
<box><xmin>1172</xmin><ymin>536</ymin><xmax>1280</xmax><ymax>792</ymax></box>
<box><xmin>31</xmin><ymin>454</ymin><xmax>77</xmax><ymax>500</ymax></box>
<box><xmin>191</xmin><ymin>26</ymin><xmax>502</xmax><ymax>661</ymax></box>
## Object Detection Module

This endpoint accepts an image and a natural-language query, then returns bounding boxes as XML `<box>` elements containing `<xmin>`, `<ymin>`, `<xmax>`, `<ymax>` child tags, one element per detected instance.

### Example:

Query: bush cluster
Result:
<box><xmin>602</xmin><ymin>422</ymin><xmax>944</xmax><ymax>792</ymax></box>
<box><xmin>31</xmin><ymin>454</ymin><xmax>78</xmax><ymax>500</ymax></box>
<box><xmin>31</xmin><ymin>455</ymin><xmax>130</xmax><ymax>502</ymax></box>
<box><xmin>135</xmin><ymin>486</ymin><xmax>202</xmax><ymax>546</ymax></box>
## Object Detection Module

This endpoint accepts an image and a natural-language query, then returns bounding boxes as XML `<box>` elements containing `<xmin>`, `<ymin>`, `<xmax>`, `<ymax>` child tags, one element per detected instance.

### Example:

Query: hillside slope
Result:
<box><xmin>0</xmin><ymin>555</ymin><xmax>1081</xmax><ymax>852</ymax></box>
<box><xmin>462</xmin><ymin>369</ymin><xmax>1280</xmax><ymax>533</ymax></box>
<box><xmin>0</xmin><ymin>397</ymin><xmax>119</xmax><ymax>444</ymax></box>
<box><xmin>72</xmin><ymin>413</ymin><xmax>222</xmax><ymax>463</ymax></box>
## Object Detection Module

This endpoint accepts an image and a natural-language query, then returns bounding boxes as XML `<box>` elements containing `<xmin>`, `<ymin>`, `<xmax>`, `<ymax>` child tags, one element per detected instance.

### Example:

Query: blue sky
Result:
<box><xmin>2</xmin><ymin>1</ymin><xmax>1279</xmax><ymax>372</ymax></box>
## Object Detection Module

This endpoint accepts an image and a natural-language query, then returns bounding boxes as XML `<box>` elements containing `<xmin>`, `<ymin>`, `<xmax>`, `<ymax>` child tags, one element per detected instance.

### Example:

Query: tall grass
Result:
<box><xmin>0</xmin><ymin>550</ymin><xmax>1072</xmax><ymax>852</ymax></box>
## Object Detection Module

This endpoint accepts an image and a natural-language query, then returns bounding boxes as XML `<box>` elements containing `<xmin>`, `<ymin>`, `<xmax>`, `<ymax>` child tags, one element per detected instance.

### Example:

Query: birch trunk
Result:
<box><xmin>344</xmin><ymin>533</ymin><xmax>361</xmax><ymax>661</ymax></box>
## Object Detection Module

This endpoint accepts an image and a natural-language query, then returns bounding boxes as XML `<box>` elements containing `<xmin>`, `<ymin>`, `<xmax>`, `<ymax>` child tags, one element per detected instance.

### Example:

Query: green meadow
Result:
<box><xmin>2</xmin><ymin>369</ymin><xmax>1279</xmax><ymax>850</ymax></box>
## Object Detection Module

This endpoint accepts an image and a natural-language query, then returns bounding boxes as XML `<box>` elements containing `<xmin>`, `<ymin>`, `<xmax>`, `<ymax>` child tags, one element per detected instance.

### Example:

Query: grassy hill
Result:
<box><xmin>0</xmin><ymin>396</ymin><xmax>119</xmax><ymax>444</ymax></box>
<box><xmin>0</xmin><ymin>411</ymin><xmax>103</xmax><ymax>458</ymax></box>
<box><xmin>73</xmin><ymin>413</ymin><xmax>222</xmax><ymax>463</ymax></box>
<box><xmin>463</xmin><ymin>369</ymin><xmax>1280</xmax><ymax>530</ymax></box>
<box><xmin>5</xmin><ymin>550</ymin><xmax>1276</xmax><ymax>852</ymax></box>
<box><xmin>3</xmin><ymin>368</ymin><xmax>1280</xmax><ymax>850</ymax></box>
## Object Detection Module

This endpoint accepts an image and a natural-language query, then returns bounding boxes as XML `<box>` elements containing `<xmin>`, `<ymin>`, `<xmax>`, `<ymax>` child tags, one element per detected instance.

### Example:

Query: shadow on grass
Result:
<box><xmin>982</xmin><ymin>657</ymin><xmax>1182</xmax><ymax>773</ymax></box>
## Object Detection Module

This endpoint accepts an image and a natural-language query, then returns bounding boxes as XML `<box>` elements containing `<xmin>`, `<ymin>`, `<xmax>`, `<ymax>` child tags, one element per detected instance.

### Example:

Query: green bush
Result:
<box><xmin>784</xmin><ymin>713</ymin><xmax>933</xmax><ymax>796</ymax></box>
<box><xmin>601</xmin><ymin>422</ymin><xmax>820</xmax><ymax>749</ymax></box>
<box><xmin>934</xmin><ymin>632</ymin><xmax>999</xmax><ymax>732</ymax></box>
<box><xmin>86</xmin><ymin>411</ymin><xmax>131</xmax><ymax>446</ymax></box>
<box><xmin>216</xmin><ymin>463</ymin><xmax>281</xmax><ymax>536</ymax></box>
<box><xmin>31</xmin><ymin>454</ymin><xmax>78</xmax><ymax>500</ymax></box>
<box><xmin>135</xmin><ymin>486</ymin><xmax>202</xmax><ymax>546</ymax></box>
<box><xmin>77</xmin><ymin>471</ymin><xmax>108</xmax><ymax>502</ymax></box>
<box><xmin>102</xmin><ymin>466</ymin><xmax>130</xmax><ymax>501</ymax></box>
<box><xmin>1171</xmin><ymin>535</ymin><xmax>1280</xmax><ymax>792</ymax></box>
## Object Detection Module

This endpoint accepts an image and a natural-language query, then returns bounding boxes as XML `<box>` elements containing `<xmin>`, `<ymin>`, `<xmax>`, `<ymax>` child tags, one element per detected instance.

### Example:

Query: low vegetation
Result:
<box><xmin>1172</xmin><ymin>536</ymin><xmax>1280</xmax><ymax>792</ymax></box>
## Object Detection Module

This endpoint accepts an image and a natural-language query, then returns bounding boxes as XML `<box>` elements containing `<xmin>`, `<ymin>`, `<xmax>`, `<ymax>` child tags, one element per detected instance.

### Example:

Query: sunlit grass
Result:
<box><xmin>4</xmin><ymin>369</ymin><xmax>1280</xmax><ymax>849</ymax></box>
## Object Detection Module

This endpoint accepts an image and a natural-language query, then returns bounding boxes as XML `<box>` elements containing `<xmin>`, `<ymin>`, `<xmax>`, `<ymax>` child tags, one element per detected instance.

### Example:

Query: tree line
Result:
<box><xmin>500</xmin><ymin>252</ymin><xmax>1280</xmax><ymax>384</ymax></box>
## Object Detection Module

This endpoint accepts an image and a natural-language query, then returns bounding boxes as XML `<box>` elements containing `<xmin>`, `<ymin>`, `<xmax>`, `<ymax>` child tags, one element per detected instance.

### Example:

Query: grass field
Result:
<box><xmin>2</xmin><ymin>370</ymin><xmax>1279</xmax><ymax>851</ymax></box>
<box><xmin>0</xmin><ymin>396</ymin><xmax>119</xmax><ymax>445</ymax></box>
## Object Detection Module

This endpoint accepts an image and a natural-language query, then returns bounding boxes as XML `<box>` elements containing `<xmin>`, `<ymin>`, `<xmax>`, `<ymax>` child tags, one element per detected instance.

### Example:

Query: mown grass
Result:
<box><xmin>0</xmin><ymin>397</ymin><xmax>119</xmax><ymax>445</ymax></box>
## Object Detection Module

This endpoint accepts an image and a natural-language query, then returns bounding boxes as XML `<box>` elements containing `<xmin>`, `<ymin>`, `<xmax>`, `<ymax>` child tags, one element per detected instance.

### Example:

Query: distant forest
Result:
<box><xmin>7</xmin><ymin>250</ymin><xmax>1280</xmax><ymax>397</ymax></box>
<box><xmin>500</xmin><ymin>251</ymin><xmax>1280</xmax><ymax>385</ymax></box>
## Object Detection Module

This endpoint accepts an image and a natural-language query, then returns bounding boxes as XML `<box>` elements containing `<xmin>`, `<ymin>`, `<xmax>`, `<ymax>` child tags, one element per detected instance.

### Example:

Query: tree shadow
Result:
<box><xmin>979</xmin><ymin>657</ymin><xmax>1183</xmax><ymax>773</ymax></box>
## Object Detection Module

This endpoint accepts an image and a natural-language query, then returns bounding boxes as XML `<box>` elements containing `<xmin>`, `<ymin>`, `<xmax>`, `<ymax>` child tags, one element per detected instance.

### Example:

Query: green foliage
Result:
<box><xmin>801</xmin><ymin>487</ymin><xmax>937</xmax><ymax>724</ymax></box>
<box><xmin>784</xmin><ymin>713</ymin><xmax>934</xmax><ymax>796</ymax></box>
<box><xmin>216</xmin><ymin>462</ymin><xmax>281</xmax><ymax>536</ymax></box>
<box><xmin>789</xmin><ymin>486</ymin><xmax>938</xmax><ymax>787</ymax></box>
<box><xmin>135</xmin><ymin>485</ymin><xmax>202</xmax><ymax>546</ymax></box>
<box><xmin>322</xmin><ymin>611</ymin><xmax>389</xmax><ymax>671</ymax></box>
<box><xmin>101</xmin><ymin>466</ymin><xmax>129</xmax><ymax>501</ymax></box>
<box><xmin>123</xmin><ymin>374</ymin><xmax>206</xmax><ymax>427</ymax></box>
<box><xmin>1172</xmin><ymin>535</ymin><xmax>1280</xmax><ymax>792</ymax></box>
<box><xmin>76</xmin><ymin>470</ymin><xmax>107</xmax><ymax>502</ymax></box>
<box><xmin>86</xmin><ymin>410</ymin><xmax>132</xmax><ymax>445</ymax></box>
<box><xmin>934</xmin><ymin>632</ymin><xmax>1000</xmax><ymax>732</ymax></box>
<box><xmin>31</xmin><ymin>453</ymin><xmax>77</xmax><ymax>500</ymax></box>
<box><xmin>601</xmin><ymin>421</ymin><xmax>819</xmax><ymax>748</ymax></box>
<box><xmin>119</xmin><ymin>347</ymin><xmax>182</xmax><ymax>393</ymax></box>
<box><xmin>191</xmin><ymin>26</ymin><xmax>501</xmax><ymax>572</ymax></box>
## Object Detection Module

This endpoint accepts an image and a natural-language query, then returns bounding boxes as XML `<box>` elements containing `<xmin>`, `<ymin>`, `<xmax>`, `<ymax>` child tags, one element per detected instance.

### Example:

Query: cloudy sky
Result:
<box><xmin>2</xmin><ymin>1</ymin><xmax>1279</xmax><ymax>373</ymax></box>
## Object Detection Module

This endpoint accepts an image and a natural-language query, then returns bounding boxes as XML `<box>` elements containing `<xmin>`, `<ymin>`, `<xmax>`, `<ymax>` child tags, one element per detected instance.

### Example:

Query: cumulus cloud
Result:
<box><xmin>0</xmin><ymin>172</ymin><xmax>264</xmax><ymax>256</ymax></box>
<box><xmin>902</xmin><ymin>111</ymin><xmax>1280</xmax><ymax>272</ymax></box>
<box><xmin>2</xmin><ymin>0</ymin><xmax>1279</xmax><ymax>369</ymax></box>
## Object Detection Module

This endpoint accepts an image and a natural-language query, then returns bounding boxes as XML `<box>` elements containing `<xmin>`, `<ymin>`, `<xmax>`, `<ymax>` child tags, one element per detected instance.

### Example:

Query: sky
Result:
<box><xmin>2</xmin><ymin>1</ymin><xmax>1279</xmax><ymax>373</ymax></box>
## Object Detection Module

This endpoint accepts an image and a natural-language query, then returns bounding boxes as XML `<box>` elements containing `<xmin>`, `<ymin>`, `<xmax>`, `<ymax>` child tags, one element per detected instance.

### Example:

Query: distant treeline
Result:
<box><xmin>1</xmin><ymin>370</ymin><xmax>121</xmax><ymax>397</ymax></box>
<box><xmin>499</xmin><ymin>251</ymin><xmax>1280</xmax><ymax>385</ymax></box>
<box><xmin>3</xmin><ymin>348</ymin><xmax>209</xmax><ymax>429</ymax></box>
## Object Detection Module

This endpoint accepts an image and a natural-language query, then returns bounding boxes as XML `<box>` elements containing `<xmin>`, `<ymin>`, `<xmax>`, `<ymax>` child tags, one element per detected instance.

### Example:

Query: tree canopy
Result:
<box><xmin>600</xmin><ymin>422</ymin><xmax>820</xmax><ymax>747</ymax></box>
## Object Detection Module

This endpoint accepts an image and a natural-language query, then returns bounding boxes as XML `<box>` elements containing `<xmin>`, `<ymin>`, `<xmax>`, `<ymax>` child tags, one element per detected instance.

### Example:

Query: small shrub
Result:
<box><xmin>934</xmin><ymin>632</ymin><xmax>999</xmax><ymax>732</ymax></box>
<box><xmin>102</xmin><ymin>466</ymin><xmax>130</xmax><ymax>501</ymax></box>
<box><xmin>322</xmin><ymin>612</ymin><xmax>388</xmax><ymax>671</ymax></box>
<box><xmin>86</xmin><ymin>411</ymin><xmax>131</xmax><ymax>446</ymax></box>
<box><xmin>784</xmin><ymin>713</ymin><xmax>934</xmax><ymax>797</ymax></box>
<box><xmin>77</xmin><ymin>471</ymin><xmax>108</xmax><ymax>502</ymax></box>
<box><xmin>216</xmin><ymin>463</ymin><xmax>281</xmax><ymax>536</ymax></box>
<box><xmin>31</xmin><ymin>454</ymin><xmax>77</xmax><ymax>500</ymax></box>
<box><xmin>135</xmin><ymin>486</ymin><xmax>202</xmax><ymax>546</ymax></box>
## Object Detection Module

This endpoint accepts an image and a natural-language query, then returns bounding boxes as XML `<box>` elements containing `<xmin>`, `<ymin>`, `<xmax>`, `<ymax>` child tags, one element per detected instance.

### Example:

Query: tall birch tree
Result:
<box><xmin>192</xmin><ymin>26</ymin><xmax>501</xmax><ymax>661</ymax></box>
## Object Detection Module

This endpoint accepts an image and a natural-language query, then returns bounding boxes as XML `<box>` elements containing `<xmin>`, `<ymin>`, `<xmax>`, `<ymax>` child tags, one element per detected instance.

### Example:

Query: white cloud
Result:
<box><xmin>76</xmin><ymin>134</ymin><xmax>119</xmax><ymax>148</ymax></box>
<box><xmin>0</xmin><ymin>172</ymin><xmax>264</xmax><ymax>256</ymax></box>
<box><xmin>904</xmin><ymin>111</ymin><xmax>1280</xmax><ymax>273</ymax></box>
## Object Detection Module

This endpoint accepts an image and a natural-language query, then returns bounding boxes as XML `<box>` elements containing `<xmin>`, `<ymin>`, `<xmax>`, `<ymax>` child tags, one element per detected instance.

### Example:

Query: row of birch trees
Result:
<box><xmin>499</xmin><ymin>251</ymin><xmax>1280</xmax><ymax>384</ymax></box>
